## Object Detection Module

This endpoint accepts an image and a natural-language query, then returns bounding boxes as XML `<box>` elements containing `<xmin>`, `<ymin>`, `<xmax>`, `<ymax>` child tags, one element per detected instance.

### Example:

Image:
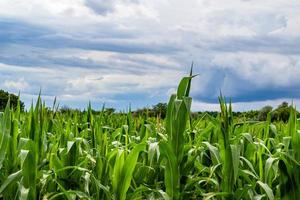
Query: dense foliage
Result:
<box><xmin>0</xmin><ymin>90</ymin><xmax>24</xmax><ymax>112</ymax></box>
<box><xmin>257</xmin><ymin>102</ymin><xmax>299</xmax><ymax>122</ymax></box>
<box><xmin>0</xmin><ymin>76</ymin><xmax>299</xmax><ymax>199</ymax></box>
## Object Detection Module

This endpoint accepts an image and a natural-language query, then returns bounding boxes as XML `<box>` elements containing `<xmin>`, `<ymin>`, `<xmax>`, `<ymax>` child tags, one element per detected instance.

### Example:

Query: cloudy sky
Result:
<box><xmin>0</xmin><ymin>0</ymin><xmax>300</xmax><ymax>111</ymax></box>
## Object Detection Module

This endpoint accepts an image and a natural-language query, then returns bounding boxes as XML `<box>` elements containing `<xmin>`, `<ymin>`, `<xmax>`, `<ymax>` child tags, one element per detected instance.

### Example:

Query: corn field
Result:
<box><xmin>0</xmin><ymin>75</ymin><xmax>299</xmax><ymax>200</ymax></box>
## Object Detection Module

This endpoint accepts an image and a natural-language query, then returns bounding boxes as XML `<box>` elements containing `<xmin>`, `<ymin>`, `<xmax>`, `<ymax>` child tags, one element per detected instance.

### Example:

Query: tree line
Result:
<box><xmin>0</xmin><ymin>90</ymin><xmax>298</xmax><ymax>121</ymax></box>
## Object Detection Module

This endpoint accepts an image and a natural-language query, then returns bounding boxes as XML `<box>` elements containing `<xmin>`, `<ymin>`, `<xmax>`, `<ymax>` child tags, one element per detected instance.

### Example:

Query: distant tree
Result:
<box><xmin>233</xmin><ymin>110</ymin><xmax>259</xmax><ymax>120</ymax></box>
<box><xmin>105</xmin><ymin>108</ymin><xmax>115</xmax><ymax>114</ymax></box>
<box><xmin>59</xmin><ymin>105</ymin><xmax>73</xmax><ymax>113</ymax></box>
<box><xmin>258</xmin><ymin>105</ymin><xmax>273</xmax><ymax>121</ymax></box>
<box><xmin>59</xmin><ymin>105</ymin><xmax>81</xmax><ymax>114</ymax></box>
<box><xmin>132</xmin><ymin>107</ymin><xmax>151</xmax><ymax>117</ymax></box>
<box><xmin>131</xmin><ymin>103</ymin><xmax>167</xmax><ymax>118</ymax></box>
<box><xmin>0</xmin><ymin>90</ymin><xmax>24</xmax><ymax>111</ymax></box>
<box><xmin>272</xmin><ymin>102</ymin><xmax>291</xmax><ymax>122</ymax></box>
<box><xmin>153</xmin><ymin>103</ymin><xmax>167</xmax><ymax>118</ymax></box>
<box><xmin>278</xmin><ymin>102</ymin><xmax>289</xmax><ymax>109</ymax></box>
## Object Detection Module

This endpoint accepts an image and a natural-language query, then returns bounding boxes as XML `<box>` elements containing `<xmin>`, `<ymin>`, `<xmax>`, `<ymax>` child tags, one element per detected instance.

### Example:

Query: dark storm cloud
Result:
<box><xmin>0</xmin><ymin>19</ymin><xmax>179</xmax><ymax>54</ymax></box>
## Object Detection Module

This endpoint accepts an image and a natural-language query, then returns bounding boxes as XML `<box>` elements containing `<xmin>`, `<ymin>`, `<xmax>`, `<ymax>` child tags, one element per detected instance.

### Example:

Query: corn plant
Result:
<box><xmin>0</xmin><ymin>74</ymin><xmax>299</xmax><ymax>200</ymax></box>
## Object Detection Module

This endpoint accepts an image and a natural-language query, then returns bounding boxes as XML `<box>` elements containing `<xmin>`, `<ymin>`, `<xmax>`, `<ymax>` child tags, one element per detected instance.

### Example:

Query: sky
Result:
<box><xmin>0</xmin><ymin>0</ymin><xmax>300</xmax><ymax>111</ymax></box>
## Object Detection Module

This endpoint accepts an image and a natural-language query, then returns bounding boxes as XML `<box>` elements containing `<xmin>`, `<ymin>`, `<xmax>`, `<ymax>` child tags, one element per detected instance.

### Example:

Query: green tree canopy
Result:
<box><xmin>152</xmin><ymin>102</ymin><xmax>167</xmax><ymax>118</ymax></box>
<box><xmin>0</xmin><ymin>90</ymin><xmax>25</xmax><ymax>111</ymax></box>
<box><xmin>258</xmin><ymin>105</ymin><xmax>273</xmax><ymax>121</ymax></box>
<box><xmin>272</xmin><ymin>101</ymin><xmax>293</xmax><ymax>122</ymax></box>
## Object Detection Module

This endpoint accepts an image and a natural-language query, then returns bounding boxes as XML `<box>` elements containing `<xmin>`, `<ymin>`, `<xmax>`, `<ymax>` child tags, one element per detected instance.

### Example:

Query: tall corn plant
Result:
<box><xmin>160</xmin><ymin>73</ymin><xmax>194</xmax><ymax>200</ymax></box>
<box><xmin>218</xmin><ymin>96</ymin><xmax>235</xmax><ymax>198</ymax></box>
<box><xmin>278</xmin><ymin>106</ymin><xmax>300</xmax><ymax>199</ymax></box>
<box><xmin>6</xmin><ymin>95</ymin><xmax>21</xmax><ymax>175</ymax></box>
<box><xmin>0</xmin><ymin>99</ymin><xmax>11</xmax><ymax>170</ymax></box>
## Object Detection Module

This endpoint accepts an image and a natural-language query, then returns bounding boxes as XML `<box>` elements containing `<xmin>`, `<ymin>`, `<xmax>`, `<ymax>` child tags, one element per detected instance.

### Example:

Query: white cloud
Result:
<box><xmin>211</xmin><ymin>52</ymin><xmax>300</xmax><ymax>87</ymax></box>
<box><xmin>192</xmin><ymin>100</ymin><xmax>220</xmax><ymax>111</ymax></box>
<box><xmin>2</xmin><ymin>78</ymin><xmax>29</xmax><ymax>91</ymax></box>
